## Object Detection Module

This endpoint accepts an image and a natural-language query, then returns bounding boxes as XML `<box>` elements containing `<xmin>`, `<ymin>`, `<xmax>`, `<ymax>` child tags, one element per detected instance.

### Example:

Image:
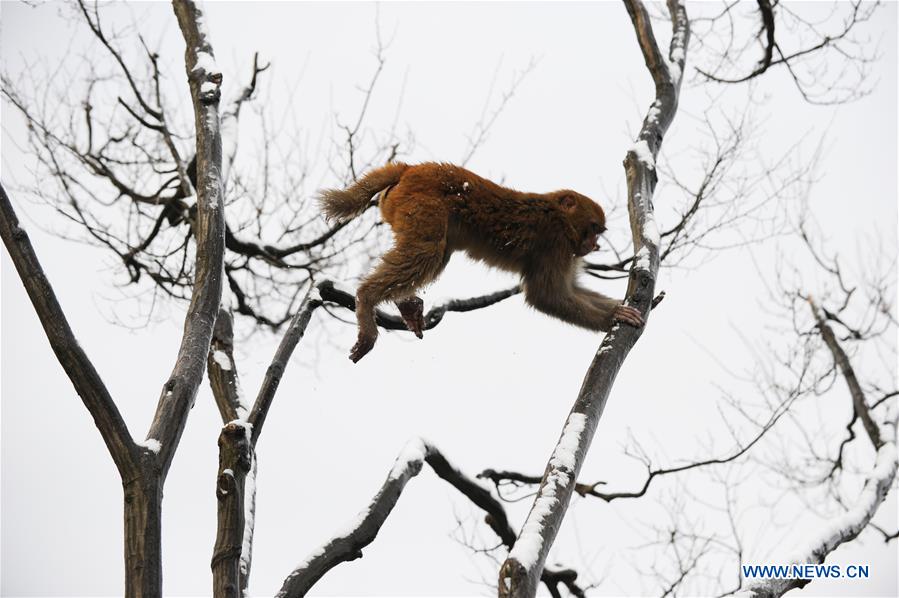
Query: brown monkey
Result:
<box><xmin>318</xmin><ymin>162</ymin><xmax>644</xmax><ymax>362</ymax></box>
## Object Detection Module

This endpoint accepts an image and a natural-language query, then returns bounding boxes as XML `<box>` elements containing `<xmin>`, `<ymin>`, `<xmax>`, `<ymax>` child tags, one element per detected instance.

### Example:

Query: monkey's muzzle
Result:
<box><xmin>576</xmin><ymin>234</ymin><xmax>600</xmax><ymax>257</ymax></box>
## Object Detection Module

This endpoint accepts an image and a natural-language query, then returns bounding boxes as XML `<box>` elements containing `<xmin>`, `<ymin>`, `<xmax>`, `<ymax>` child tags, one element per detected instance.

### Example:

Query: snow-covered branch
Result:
<box><xmin>208</xmin><ymin>288</ymin><xmax>322</xmax><ymax>597</ymax></box>
<box><xmin>276</xmin><ymin>439</ymin><xmax>431</xmax><ymax>597</ymax></box>
<box><xmin>147</xmin><ymin>0</ymin><xmax>225</xmax><ymax>475</ymax></box>
<box><xmin>497</xmin><ymin>2</ymin><xmax>689</xmax><ymax>596</ymax></box>
<box><xmin>733</xmin><ymin>415</ymin><xmax>897</xmax><ymax>598</ymax></box>
<box><xmin>208</xmin><ymin>309</ymin><xmax>250</xmax><ymax>422</ymax></box>
<box><xmin>729</xmin><ymin>298</ymin><xmax>899</xmax><ymax>598</ymax></box>
<box><xmin>212</xmin><ymin>420</ymin><xmax>254</xmax><ymax>598</ymax></box>
<box><xmin>275</xmin><ymin>440</ymin><xmax>588</xmax><ymax>597</ymax></box>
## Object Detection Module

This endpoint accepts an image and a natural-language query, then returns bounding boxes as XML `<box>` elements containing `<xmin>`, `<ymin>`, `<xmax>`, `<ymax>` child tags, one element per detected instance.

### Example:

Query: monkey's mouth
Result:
<box><xmin>576</xmin><ymin>234</ymin><xmax>600</xmax><ymax>257</ymax></box>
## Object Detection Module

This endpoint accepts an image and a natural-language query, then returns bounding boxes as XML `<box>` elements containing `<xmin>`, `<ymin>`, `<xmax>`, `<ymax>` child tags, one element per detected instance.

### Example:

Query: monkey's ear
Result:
<box><xmin>559</xmin><ymin>194</ymin><xmax>577</xmax><ymax>211</ymax></box>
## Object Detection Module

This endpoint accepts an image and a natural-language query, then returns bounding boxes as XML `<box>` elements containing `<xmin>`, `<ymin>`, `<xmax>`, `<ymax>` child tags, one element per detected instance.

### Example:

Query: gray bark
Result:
<box><xmin>0</xmin><ymin>185</ymin><xmax>138</xmax><ymax>480</ymax></box>
<box><xmin>0</xmin><ymin>0</ymin><xmax>225</xmax><ymax>593</ymax></box>
<box><xmin>275</xmin><ymin>441</ymin><xmax>584</xmax><ymax>597</ymax></box>
<box><xmin>207</xmin><ymin>289</ymin><xmax>322</xmax><ymax>597</ymax></box>
<box><xmin>497</xmin><ymin>2</ymin><xmax>689</xmax><ymax>596</ymax></box>
<box><xmin>150</xmin><ymin>0</ymin><xmax>226</xmax><ymax>479</ymax></box>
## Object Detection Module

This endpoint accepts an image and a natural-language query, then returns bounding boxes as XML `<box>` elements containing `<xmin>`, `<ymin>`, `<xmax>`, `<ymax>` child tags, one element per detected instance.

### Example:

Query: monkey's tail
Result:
<box><xmin>317</xmin><ymin>162</ymin><xmax>409</xmax><ymax>223</ymax></box>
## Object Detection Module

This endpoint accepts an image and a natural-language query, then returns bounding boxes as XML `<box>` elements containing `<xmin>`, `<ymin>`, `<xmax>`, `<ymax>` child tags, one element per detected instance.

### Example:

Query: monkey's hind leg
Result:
<box><xmin>395</xmin><ymin>296</ymin><xmax>425</xmax><ymax>339</ymax></box>
<box><xmin>351</xmin><ymin>237</ymin><xmax>448</xmax><ymax>362</ymax></box>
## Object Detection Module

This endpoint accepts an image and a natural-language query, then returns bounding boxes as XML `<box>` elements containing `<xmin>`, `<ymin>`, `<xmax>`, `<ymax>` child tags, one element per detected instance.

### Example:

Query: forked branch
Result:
<box><xmin>276</xmin><ymin>440</ymin><xmax>588</xmax><ymax>597</ymax></box>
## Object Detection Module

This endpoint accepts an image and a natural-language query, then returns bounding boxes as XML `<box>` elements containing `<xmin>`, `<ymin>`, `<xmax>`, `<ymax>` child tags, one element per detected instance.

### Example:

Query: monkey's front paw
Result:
<box><xmin>613</xmin><ymin>305</ymin><xmax>645</xmax><ymax>327</ymax></box>
<box><xmin>349</xmin><ymin>333</ymin><xmax>377</xmax><ymax>363</ymax></box>
<box><xmin>396</xmin><ymin>296</ymin><xmax>425</xmax><ymax>339</ymax></box>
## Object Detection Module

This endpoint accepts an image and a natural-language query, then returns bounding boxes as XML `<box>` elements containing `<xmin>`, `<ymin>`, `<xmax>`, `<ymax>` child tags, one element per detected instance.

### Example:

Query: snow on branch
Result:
<box><xmin>275</xmin><ymin>440</ymin><xmax>589</xmax><ymax>597</ymax></box>
<box><xmin>208</xmin><ymin>309</ymin><xmax>250</xmax><ymax>422</ymax></box>
<box><xmin>275</xmin><ymin>439</ymin><xmax>434</xmax><ymax>596</ymax></box>
<box><xmin>144</xmin><ymin>0</ymin><xmax>226</xmax><ymax>475</ymax></box>
<box><xmin>207</xmin><ymin>287</ymin><xmax>322</xmax><ymax>596</ymax></box>
<box><xmin>733</xmin><ymin>416</ymin><xmax>897</xmax><ymax>598</ymax></box>
<box><xmin>729</xmin><ymin>299</ymin><xmax>899</xmax><ymax>598</ymax></box>
<box><xmin>497</xmin><ymin>2</ymin><xmax>689</xmax><ymax>596</ymax></box>
<box><xmin>479</xmin><ymin>391</ymin><xmax>792</xmax><ymax>503</ymax></box>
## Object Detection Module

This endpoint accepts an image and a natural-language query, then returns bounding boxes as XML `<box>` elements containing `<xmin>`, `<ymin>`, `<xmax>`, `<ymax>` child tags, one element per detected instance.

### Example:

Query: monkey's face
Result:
<box><xmin>558</xmin><ymin>192</ymin><xmax>607</xmax><ymax>257</ymax></box>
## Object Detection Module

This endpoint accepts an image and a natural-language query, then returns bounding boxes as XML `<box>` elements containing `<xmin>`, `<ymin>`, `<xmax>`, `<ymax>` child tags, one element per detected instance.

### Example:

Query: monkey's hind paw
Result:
<box><xmin>396</xmin><ymin>296</ymin><xmax>425</xmax><ymax>339</ymax></box>
<box><xmin>349</xmin><ymin>333</ymin><xmax>377</xmax><ymax>363</ymax></box>
<box><xmin>613</xmin><ymin>305</ymin><xmax>645</xmax><ymax>328</ymax></box>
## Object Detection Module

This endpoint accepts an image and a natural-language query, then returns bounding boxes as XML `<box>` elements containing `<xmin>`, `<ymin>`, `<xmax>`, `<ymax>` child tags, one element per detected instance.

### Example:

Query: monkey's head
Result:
<box><xmin>557</xmin><ymin>191</ymin><xmax>607</xmax><ymax>257</ymax></box>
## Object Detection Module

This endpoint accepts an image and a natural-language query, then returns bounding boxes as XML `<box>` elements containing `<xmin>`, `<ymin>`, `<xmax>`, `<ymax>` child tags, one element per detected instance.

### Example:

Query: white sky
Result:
<box><xmin>1</xmin><ymin>1</ymin><xmax>897</xmax><ymax>597</ymax></box>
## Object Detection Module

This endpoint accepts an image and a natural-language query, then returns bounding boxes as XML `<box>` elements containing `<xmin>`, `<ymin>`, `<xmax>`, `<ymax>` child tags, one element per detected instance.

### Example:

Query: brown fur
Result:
<box><xmin>318</xmin><ymin>162</ymin><xmax>409</xmax><ymax>222</ymax></box>
<box><xmin>317</xmin><ymin>162</ymin><xmax>642</xmax><ymax>362</ymax></box>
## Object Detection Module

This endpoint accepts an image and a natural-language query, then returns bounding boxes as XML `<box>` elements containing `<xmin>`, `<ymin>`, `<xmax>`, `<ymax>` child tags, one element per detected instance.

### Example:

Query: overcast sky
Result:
<box><xmin>1</xmin><ymin>2</ymin><xmax>897</xmax><ymax>597</ymax></box>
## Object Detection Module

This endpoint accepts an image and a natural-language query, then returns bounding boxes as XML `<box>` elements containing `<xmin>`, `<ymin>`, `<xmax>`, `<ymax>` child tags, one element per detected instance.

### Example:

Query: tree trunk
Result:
<box><xmin>211</xmin><ymin>422</ymin><xmax>253</xmax><ymax>598</ymax></box>
<box><xmin>123</xmin><ymin>459</ymin><xmax>163</xmax><ymax>597</ymax></box>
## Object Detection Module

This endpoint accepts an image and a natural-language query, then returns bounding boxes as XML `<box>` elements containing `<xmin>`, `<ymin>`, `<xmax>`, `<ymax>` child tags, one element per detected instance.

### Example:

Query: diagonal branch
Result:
<box><xmin>247</xmin><ymin>287</ymin><xmax>322</xmax><ymax>444</ymax></box>
<box><xmin>0</xmin><ymin>184</ymin><xmax>138</xmax><ymax>479</ymax></box>
<box><xmin>276</xmin><ymin>440</ymin><xmax>587</xmax><ymax>597</ymax></box>
<box><xmin>497</xmin><ymin>2</ymin><xmax>689</xmax><ymax>596</ymax></box>
<box><xmin>697</xmin><ymin>0</ymin><xmax>775</xmax><ymax>84</ymax></box>
<box><xmin>808</xmin><ymin>297</ymin><xmax>883</xmax><ymax>448</ymax></box>
<box><xmin>728</xmin><ymin>293</ymin><xmax>897</xmax><ymax>598</ymax></box>
<box><xmin>208</xmin><ymin>309</ymin><xmax>248</xmax><ymax>422</ymax></box>
<box><xmin>731</xmin><ymin>415</ymin><xmax>897</xmax><ymax>597</ymax></box>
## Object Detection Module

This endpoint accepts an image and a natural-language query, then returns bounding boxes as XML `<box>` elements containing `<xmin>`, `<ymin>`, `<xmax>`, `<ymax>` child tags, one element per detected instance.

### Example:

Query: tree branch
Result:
<box><xmin>147</xmin><ymin>0</ymin><xmax>226</xmax><ymax>476</ymax></box>
<box><xmin>732</xmin><ymin>415</ymin><xmax>897</xmax><ymax>597</ymax></box>
<box><xmin>247</xmin><ymin>287</ymin><xmax>322</xmax><ymax>444</ymax></box>
<box><xmin>0</xmin><ymin>184</ymin><xmax>138</xmax><ymax>479</ymax></box>
<box><xmin>276</xmin><ymin>440</ymin><xmax>587</xmax><ymax>597</ymax></box>
<box><xmin>497</xmin><ymin>2</ymin><xmax>688</xmax><ymax>595</ymax></box>
<box><xmin>211</xmin><ymin>420</ymin><xmax>253</xmax><ymax>598</ymax></box>
<box><xmin>316</xmin><ymin>280</ymin><xmax>520</xmax><ymax>333</ymax></box>
<box><xmin>207</xmin><ymin>289</ymin><xmax>321</xmax><ymax>596</ymax></box>
<box><xmin>697</xmin><ymin>0</ymin><xmax>775</xmax><ymax>83</ymax></box>
<box><xmin>808</xmin><ymin>296</ymin><xmax>883</xmax><ymax>448</ymax></box>
<box><xmin>480</xmin><ymin>392</ymin><xmax>791</xmax><ymax>503</ymax></box>
<box><xmin>208</xmin><ymin>309</ymin><xmax>249</xmax><ymax>422</ymax></box>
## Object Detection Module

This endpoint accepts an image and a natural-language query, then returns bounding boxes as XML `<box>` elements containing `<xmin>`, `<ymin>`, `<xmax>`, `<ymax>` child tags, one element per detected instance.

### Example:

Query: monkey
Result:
<box><xmin>318</xmin><ymin>162</ymin><xmax>644</xmax><ymax>362</ymax></box>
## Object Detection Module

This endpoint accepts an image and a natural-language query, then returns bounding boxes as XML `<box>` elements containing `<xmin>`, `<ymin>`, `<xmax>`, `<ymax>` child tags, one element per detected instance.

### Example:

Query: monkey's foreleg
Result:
<box><xmin>579</xmin><ymin>286</ymin><xmax>645</xmax><ymax>329</ymax></box>
<box><xmin>611</xmin><ymin>303</ymin><xmax>644</xmax><ymax>327</ymax></box>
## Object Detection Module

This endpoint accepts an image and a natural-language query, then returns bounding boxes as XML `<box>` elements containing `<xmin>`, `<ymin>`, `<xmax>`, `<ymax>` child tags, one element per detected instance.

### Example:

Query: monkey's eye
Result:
<box><xmin>591</xmin><ymin>223</ymin><xmax>603</xmax><ymax>235</ymax></box>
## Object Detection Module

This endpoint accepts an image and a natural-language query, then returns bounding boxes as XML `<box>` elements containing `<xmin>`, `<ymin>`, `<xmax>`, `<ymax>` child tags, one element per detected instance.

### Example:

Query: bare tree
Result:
<box><xmin>1</xmin><ymin>1</ymin><xmax>890</xmax><ymax>597</ymax></box>
<box><xmin>479</xmin><ymin>221</ymin><xmax>897</xmax><ymax>597</ymax></box>
<box><xmin>1</xmin><ymin>0</ymin><xmax>225</xmax><ymax>593</ymax></box>
<box><xmin>691</xmin><ymin>1</ymin><xmax>879</xmax><ymax>104</ymax></box>
<box><xmin>496</xmin><ymin>1</ymin><xmax>688</xmax><ymax>595</ymax></box>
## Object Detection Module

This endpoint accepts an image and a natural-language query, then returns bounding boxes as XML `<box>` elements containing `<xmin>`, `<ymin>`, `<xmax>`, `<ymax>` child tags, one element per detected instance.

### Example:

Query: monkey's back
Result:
<box><xmin>380</xmin><ymin>163</ymin><xmax>570</xmax><ymax>271</ymax></box>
